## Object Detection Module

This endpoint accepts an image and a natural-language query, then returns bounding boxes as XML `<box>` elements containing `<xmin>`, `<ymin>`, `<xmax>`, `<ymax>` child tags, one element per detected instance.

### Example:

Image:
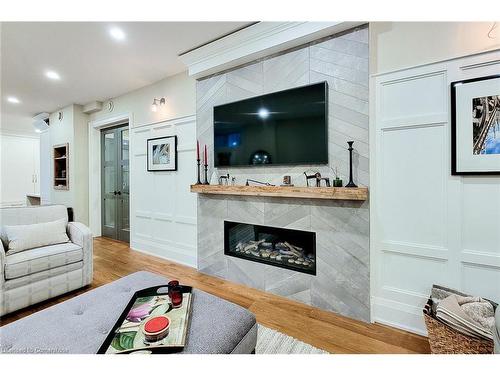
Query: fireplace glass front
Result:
<box><xmin>224</xmin><ymin>221</ymin><xmax>316</xmax><ymax>275</ymax></box>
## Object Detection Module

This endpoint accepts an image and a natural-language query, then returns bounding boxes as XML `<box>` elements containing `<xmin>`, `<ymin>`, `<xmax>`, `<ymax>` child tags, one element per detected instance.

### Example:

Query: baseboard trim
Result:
<box><xmin>131</xmin><ymin>239</ymin><xmax>197</xmax><ymax>269</ymax></box>
<box><xmin>372</xmin><ymin>296</ymin><xmax>428</xmax><ymax>336</ymax></box>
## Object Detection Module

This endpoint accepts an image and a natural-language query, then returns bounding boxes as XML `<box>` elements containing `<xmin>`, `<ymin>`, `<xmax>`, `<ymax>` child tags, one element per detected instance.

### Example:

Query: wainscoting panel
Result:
<box><xmin>372</xmin><ymin>50</ymin><xmax>500</xmax><ymax>335</ymax></box>
<box><xmin>130</xmin><ymin>116</ymin><xmax>197</xmax><ymax>267</ymax></box>
<box><xmin>196</xmin><ymin>26</ymin><xmax>371</xmax><ymax>323</ymax></box>
<box><xmin>379</xmin><ymin>71</ymin><xmax>447</xmax><ymax>124</ymax></box>
<box><xmin>460</xmin><ymin>263</ymin><xmax>500</xmax><ymax>302</ymax></box>
<box><xmin>380</xmin><ymin>124</ymin><xmax>447</xmax><ymax>248</ymax></box>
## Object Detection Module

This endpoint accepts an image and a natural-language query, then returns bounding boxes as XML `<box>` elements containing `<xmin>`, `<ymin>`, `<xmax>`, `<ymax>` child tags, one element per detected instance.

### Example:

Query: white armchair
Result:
<box><xmin>0</xmin><ymin>205</ymin><xmax>93</xmax><ymax>317</ymax></box>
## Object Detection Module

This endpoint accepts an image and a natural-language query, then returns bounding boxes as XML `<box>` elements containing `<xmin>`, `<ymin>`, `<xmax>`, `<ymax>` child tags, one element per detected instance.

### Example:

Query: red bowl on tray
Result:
<box><xmin>142</xmin><ymin>316</ymin><xmax>170</xmax><ymax>342</ymax></box>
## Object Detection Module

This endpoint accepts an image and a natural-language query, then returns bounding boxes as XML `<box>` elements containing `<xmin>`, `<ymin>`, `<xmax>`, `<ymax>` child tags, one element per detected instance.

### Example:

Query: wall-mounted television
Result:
<box><xmin>213</xmin><ymin>81</ymin><xmax>328</xmax><ymax>167</ymax></box>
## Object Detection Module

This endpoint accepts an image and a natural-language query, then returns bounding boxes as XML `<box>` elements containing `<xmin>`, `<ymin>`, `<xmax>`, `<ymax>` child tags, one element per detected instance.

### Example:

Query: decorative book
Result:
<box><xmin>98</xmin><ymin>285</ymin><xmax>193</xmax><ymax>354</ymax></box>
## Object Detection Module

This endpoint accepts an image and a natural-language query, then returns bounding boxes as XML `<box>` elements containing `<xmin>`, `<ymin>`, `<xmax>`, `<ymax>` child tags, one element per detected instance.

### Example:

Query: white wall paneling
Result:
<box><xmin>130</xmin><ymin>115</ymin><xmax>197</xmax><ymax>267</ymax></box>
<box><xmin>371</xmin><ymin>49</ymin><xmax>500</xmax><ymax>335</ymax></box>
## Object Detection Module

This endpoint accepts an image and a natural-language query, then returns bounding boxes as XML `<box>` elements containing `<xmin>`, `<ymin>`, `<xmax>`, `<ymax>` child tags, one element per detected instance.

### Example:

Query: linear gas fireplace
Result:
<box><xmin>224</xmin><ymin>221</ymin><xmax>316</xmax><ymax>275</ymax></box>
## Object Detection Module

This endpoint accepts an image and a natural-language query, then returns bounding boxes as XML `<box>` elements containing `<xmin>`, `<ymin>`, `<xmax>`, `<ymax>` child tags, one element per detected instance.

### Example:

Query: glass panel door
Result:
<box><xmin>101</xmin><ymin>125</ymin><xmax>130</xmax><ymax>242</ymax></box>
<box><xmin>118</xmin><ymin>129</ymin><xmax>130</xmax><ymax>242</ymax></box>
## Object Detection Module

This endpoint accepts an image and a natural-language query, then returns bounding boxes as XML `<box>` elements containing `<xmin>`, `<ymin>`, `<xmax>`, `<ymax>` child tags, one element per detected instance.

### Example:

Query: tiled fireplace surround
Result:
<box><xmin>196</xmin><ymin>26</ymin><xmax>370</xmax><ymax>322</ymax></box>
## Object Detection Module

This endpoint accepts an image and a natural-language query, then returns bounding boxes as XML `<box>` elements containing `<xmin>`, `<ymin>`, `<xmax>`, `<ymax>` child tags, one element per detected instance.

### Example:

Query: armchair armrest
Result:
<box><xmin>67</xmin><ymin>222</ymin><xmax>93</xmax><ymax>285</ymax></box>
<box><xmin>67</xmin><ymin>222</ymin><xmax>91</xmax><ymax>247</ymax></box>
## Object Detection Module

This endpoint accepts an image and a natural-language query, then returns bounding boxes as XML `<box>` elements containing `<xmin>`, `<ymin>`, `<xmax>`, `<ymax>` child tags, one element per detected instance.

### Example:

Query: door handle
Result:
<box><xmin>117</xmin><ymin>191</ymin><xmax>122</xmax><ymax>195</ymax></box>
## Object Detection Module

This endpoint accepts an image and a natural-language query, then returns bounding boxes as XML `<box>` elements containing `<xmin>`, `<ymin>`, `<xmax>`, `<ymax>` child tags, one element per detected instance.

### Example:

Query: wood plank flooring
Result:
<box><xmin>0</xmin><ymin>237</ymin><xmax>431</xmax><ymax>354</ymax></box>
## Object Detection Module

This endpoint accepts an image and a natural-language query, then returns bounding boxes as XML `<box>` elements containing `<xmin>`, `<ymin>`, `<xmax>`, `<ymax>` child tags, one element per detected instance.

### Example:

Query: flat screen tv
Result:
<box><xmin>213</xmin><ymin>81</ymin><xmax>328</xmax><ymax>167</ymax></box>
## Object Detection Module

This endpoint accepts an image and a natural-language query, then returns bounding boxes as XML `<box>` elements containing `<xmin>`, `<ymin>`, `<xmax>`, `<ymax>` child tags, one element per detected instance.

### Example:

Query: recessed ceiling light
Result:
<box><xmin>7</xmin><ymin>96</ymin><xmax>20</xmax><ymax>104</ymax></box>
<box><xmin>46</xmin><ymin>70</ymin><xmax>61</xmax><ymax>80</ymax></box>
<box><xmin>109</xmin><ymin>27</ymin><xmax>126</xmax><ymax>41</ymax></box>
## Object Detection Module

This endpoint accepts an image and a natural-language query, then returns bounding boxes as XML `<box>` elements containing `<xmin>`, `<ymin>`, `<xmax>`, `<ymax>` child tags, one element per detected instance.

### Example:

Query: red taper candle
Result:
<box><xmin>204</xmin><ymin>145</ymin><xmax>208</xmax><ymax>165</ymax></box>
<box><xmin>196</xmin><ymin>140</ymin><xmax>200</xmax><ymax>160</ymax></box>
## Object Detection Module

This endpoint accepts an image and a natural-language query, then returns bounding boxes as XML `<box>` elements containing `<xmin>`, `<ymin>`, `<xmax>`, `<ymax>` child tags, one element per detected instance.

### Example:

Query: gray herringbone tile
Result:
<box><xmin>196</xmin><ymin>26</ymin><xmax>371</xmax><ymax>323</ymax></box>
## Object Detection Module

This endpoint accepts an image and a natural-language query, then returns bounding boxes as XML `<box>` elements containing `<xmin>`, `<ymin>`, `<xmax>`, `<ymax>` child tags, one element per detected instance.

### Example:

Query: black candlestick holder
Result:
<box><xmin>203</xmin><ymin>164</ymin><xmax>209</xmax><ymax>185</ymax></box>
<box><xmin>345</xmin><ymin>141</ymin><xmax>357</xmax><ymax>188</ymax></box>
<box><xmin>195</xmin><ymin>159</ymin><xmax>202</xmax><ymax>185</ymax></box>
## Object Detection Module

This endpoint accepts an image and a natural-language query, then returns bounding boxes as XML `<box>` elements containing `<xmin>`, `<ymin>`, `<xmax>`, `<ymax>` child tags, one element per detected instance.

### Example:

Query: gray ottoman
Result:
<box><xmin>0</xmin><ymin>271</ymin><xmax>257</xmax><ymax>354</ymax></box>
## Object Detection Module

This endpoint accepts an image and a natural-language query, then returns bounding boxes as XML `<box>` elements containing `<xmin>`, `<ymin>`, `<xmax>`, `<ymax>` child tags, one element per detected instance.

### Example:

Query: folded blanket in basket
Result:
<box><xmin>436</xmin><ymin>294</ymin><xmax>495</xmax><ymax>341</ymax></box>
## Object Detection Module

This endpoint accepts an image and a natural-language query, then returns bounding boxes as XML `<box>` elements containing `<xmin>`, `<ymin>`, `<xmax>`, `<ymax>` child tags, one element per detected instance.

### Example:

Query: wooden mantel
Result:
<box><xmin>190</xmin><ymin>184</ymin><xmax>368</xmax><ymax>201</ymax></box>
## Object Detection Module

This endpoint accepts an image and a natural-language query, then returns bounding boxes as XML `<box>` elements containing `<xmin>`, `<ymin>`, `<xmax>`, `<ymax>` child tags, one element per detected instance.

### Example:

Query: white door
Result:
<box><xmin>32</xmin><ymin>137</ymin><xmax>40</xmax><ymax>194</ymax></box>
<box><xmin>0</xmin><ymin>135</ymin><xmax>40</xmax><ymax>206</ymax></box>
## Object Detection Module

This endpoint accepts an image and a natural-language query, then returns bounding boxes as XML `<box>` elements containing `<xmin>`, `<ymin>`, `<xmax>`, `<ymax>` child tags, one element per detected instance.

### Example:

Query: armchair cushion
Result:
<box><xmin>4</xmin><ymin>261</ymin><xmax>83</xmax><ymax>290</ymax></box>
<box><xmin>5</xmin><ymin>242</ymin><xmax>83</xmax><ymax>280</ymax></box>
<box><xmin>4</xmin><ymin>219</ymin><xmax>69</xmax><ymax>255</ymax></box>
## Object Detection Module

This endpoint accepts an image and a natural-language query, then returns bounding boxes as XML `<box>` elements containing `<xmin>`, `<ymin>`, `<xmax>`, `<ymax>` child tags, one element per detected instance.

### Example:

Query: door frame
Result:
<box><xmin>88</xmin><ymin>112</ymin><xmax>132</xmax><ymax>237</ymax></box>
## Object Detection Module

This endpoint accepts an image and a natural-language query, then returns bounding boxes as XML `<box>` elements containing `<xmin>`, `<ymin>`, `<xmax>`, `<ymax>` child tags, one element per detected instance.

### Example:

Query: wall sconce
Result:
<box><xmin>151</xmin><ymin>97</ymin><xmax>166</xmax><ymax>112</ymax></box>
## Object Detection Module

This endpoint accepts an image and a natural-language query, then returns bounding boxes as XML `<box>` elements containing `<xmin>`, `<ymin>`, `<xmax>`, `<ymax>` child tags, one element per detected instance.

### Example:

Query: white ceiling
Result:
<box><xmin>1</xmin><ymin>22</ymin><xmax>251</xmax><ymax>119</ymax></box>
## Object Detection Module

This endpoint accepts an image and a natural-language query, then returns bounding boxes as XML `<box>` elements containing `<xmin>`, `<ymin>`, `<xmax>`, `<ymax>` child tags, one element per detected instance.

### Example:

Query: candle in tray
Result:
<box><xmin>196</xmin><ymin>140</ymin><xmax>200</xmax><ymax>160</ymax></box>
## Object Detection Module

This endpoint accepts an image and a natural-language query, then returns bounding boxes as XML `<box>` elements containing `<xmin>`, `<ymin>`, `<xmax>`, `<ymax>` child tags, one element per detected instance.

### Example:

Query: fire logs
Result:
<box><xmin>234</xmin><ymin>240</ymin><xmax>314</xmax><ymax>268</ymax></box>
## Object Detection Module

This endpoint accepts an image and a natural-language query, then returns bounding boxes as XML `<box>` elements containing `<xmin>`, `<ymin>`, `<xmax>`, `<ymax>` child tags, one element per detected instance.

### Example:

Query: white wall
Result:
<box><xmin>39</xmin><ymin>129</ymin><xmax>51</xmax><ymax>204</ymax></box>
<box><xmin>91</xmin><ymin>72</ymin><xmax>196</xmax><ymax>128</ymax></box>
<box><xmin>371</xmin><ymin>47</ymin><xmax>500</xmax><ymax>334</ymax></box>
<box><xmin>48</xmin><ymin>104</ymin><xmax>89</xmax><ymax>223</ymax></box>
<box><xmin>0</xmin><ymin>113</ymin><xmax>38</xmax><ymax>137</ymax></box>
<box><xmin>370</xmin><ymin>22</ymin><xmax>500</xmax><ymax>75</ymax></box>
<box><xmin>89</xmin><ymin>71</ymin><xmax>197</xmax><ymax>267</ymax></box>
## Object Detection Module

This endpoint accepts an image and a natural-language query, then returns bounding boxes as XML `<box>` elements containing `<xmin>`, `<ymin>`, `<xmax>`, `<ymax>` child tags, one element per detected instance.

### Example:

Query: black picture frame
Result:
<box><xmin>451</xmin><ymin>74</ymin><xmax>500</xmax><ymax>175</ymax></box>
<box><xmin>147</xmin><ymin>135</ymin><xmax>178</xmax><ymax>172</ymax></box>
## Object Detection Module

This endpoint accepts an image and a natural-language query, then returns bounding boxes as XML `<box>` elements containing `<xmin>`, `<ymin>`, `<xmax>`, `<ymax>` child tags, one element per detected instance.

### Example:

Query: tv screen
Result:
<box><xmin>213</xmin><ymin>82</ymin><xmax>328</xmax><ymax>167</ymax></box>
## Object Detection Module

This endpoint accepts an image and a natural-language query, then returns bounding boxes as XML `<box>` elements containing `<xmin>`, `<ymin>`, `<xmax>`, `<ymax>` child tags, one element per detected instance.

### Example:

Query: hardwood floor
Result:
<box><xmin>0</xmin><ymin>237</ymin><xmax>431</xmax><ymax>354</ymax></box>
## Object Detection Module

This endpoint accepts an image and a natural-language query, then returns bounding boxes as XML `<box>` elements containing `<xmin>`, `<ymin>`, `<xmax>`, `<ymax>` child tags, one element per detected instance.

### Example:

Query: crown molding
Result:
<box><xmin>179</xmin><ymin>21</ymin><xmax>364</xmax><ymax>79</ymax></box>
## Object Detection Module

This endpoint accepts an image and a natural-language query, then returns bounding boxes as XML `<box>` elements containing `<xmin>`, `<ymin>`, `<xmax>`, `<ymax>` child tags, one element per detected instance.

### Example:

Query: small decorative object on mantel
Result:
<box><xmin>451</xmin><ymin>74</ymin><xmax>500</xmax><ymax>175</ymax></box>
<box><xmin>345</xmin><ymin>141</ymin><xmax>357</xmax><ymax>188</ymax></box>
<box><xmin>203</xmin><ymin>144</ymin><xmax>209</xmax><ymax>185</ymax></box>
<box><xmin>231</xmin><ymin>177</ymin><xmax>236</xmax><ymax>186</ymax></box>
<box><xmin>303</xmin><ymin>171</ymin><xmax>330</xmax><ymax>187</ymax></box>
<box><xmin>333</xmin><ymin>167</ymin><xmax>343</xmax><ymax>187</ymax></box>
<box><xmin>281</xmin><ymin>175</ymin><xmax>294</xmax><ymax>187</ymax></box>
<box><xmin>245</xmin><ymin>179</ymin><xmax>275</xmax><ymax>186</ymax></box>
<box><xmin>147</xmin><ymin>136</ymin><xmax>177</xmax><ymax>172</ymax></box>
<box><xmin>218</xmin><ymin>173</ymin><xmax>230</xmax><ymax>185</ymax></box>
<box><xmin>195</xmin><ymin>141</ymin><xmax>202</xmax><ymax>185</ymax></box>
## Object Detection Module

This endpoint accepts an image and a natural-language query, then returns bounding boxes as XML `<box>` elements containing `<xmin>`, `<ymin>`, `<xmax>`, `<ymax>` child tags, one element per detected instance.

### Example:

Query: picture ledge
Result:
<box><xmin>190</xmin><ymin>184</ymin><xmax>368</xmax><ymax>201</ymax></box>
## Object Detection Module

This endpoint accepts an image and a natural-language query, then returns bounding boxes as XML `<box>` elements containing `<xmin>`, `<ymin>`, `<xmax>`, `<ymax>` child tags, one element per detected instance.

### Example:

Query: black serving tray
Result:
<box><xmin>97</xmin><ymin>285</ymin><xmax>193</xmax><ymax>354</ymax></box>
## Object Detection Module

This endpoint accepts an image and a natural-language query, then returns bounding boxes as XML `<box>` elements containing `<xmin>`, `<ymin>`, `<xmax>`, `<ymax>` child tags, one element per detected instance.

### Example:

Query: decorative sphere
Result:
<box><xmin>249</xmin><ymin>150</ymin><xmax>272</xmax><ymax>165</ymax></box>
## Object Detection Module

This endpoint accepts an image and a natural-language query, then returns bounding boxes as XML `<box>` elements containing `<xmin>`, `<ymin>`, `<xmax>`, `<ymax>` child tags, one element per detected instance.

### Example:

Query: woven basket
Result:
<box><xmin>424</xmin><ymin>313</ymin><xmax>494</xmax><ymax>354</ymax></box>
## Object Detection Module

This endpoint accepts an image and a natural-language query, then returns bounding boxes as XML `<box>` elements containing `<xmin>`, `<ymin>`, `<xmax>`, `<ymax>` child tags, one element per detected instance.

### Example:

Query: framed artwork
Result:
<box><xmin>451</xmin><ymin>75</ymin><xmax>500</xmax><ymax>175</ymax></box>
<box><xmin>147</xmin><ymin>136</ymin><xmax>177</xmax><ymax>171</ymax></box>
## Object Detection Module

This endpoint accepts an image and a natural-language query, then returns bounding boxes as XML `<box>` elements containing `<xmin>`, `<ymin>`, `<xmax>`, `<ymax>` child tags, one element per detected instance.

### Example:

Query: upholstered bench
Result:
<box><xmin>0</xmin><ymin>271</ymin><xmax>257</xmax><ymax>354</ymax></box>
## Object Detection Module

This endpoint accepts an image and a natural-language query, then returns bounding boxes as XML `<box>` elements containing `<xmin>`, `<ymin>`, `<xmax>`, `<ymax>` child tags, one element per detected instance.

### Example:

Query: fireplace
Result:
<box><xmin>224</xmin><ymin>221</ymin><xmax>316</xmax><ymax>275</ymax></box>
